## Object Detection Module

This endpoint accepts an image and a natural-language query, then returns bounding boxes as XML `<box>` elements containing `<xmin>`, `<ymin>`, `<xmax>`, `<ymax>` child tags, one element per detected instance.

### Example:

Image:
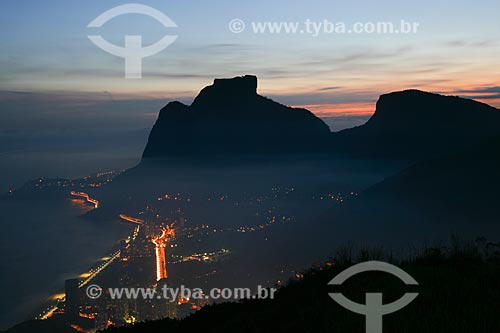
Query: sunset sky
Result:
<box><xmin>1</xmin><ymin>0</ymin><xmax>499</xmax><ymax>130</ymax></box>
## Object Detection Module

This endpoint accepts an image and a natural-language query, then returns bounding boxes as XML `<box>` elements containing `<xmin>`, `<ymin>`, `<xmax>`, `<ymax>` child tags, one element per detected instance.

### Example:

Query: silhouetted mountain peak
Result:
<box><xmin>158</xmin><ymin>101</ymin><xmax>189</xmax><ymax>117</ymax></box>
<box><xmin>381</xmin><ymin>89</ymin><xmax>435</xmax><ymax>98</ymax></box>
<box><xmin>213</xmin><ymin>74</ymin><xmax>258</xmax><ymax>94</ymax></box>
<box><xmin>191</xmin><ymin>75</ymin><xmax>258</xmax><ymax>111</ymax></box>
<box><xmin>368</xmin><ymin>89</ymin><xmax>499</xmax><ymax>131</ymax></box>
<box><xmin>142</xmin><ymin>75</ymin><xmax>331</xmax><ymax>158</ymax></box>
<box><xmin>335</xmin><ymin>89</ymin><xmax>500</xmax><ymax>158</ymax></box>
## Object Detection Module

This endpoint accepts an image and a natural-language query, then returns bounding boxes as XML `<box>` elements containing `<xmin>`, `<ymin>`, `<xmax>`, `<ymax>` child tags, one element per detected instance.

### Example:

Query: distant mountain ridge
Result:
<box><xmin>315</xmin><ymin>134</ymin><xmax>500</xmax><ymax>247</ymax></box>
<box><xmin>333</xmin><ymin>89</ymin><xmax>500</xmax><ymax>157</ymax></box>
<box><xmin>143</xmin><ymin>75</ymin><xmax>500</xmax><ymax>160</ymax></box>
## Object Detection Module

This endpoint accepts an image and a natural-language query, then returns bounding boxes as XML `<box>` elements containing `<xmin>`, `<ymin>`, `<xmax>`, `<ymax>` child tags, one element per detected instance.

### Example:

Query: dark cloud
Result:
<box><xmin>460</xmin><ymin>93</ymin><xmax>500</xmax><ymax>100</ymax></box>
<box><xmin>445</xmin><ymin>39</ymin><xmax>497</xmax><ymax>48</ymax></box>
<box><xmin>0</xmin><ymin>90</ymin><xmax>168</xmax><ymax>131</ymax></box>
<box><xmin>456</xmin><ymin>86</ymin><xmax>500</xmax><ymax>94</ymax></box>
<box><xmin>451</xmin><ymin>86</ymin><xmax>500</xmax><ymax>103</ymax></box>
<box><xmin>318</xmin><ymin>86</ymin><xmax>342</xmax><ymax>91</ymax></box>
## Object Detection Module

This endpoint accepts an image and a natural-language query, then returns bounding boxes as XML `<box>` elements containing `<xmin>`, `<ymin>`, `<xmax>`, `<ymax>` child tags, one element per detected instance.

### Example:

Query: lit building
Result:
<box><xmin>153</xmin><ymin>278</ymin><xmax>178</xmax><ymax>319</ymax></box>
<box><xmin>64</xmin><ymin>279</ymin><xmax>80</xmax><ymax>320</ymax></box>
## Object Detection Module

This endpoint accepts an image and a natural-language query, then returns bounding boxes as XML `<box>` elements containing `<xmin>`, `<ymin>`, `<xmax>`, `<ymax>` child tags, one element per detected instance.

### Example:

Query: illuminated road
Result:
<box><xmin>79</xmin><ymin>250</ymin><xmax>121</xmax><ymax>288</ymax></box>
<box><xmin>151</xmin><ymin>227</ymin><xmax>175</xmax><ymax>281</ymax></box>
<box><xmin>70</xmin><ymin>191</ymin><xmax>99</xmax><ymax>208</ymax></box>
<box><xmin>119</xmin><ymin>214</ymin><xmax>144</xmax><ymax>225</ymax></box>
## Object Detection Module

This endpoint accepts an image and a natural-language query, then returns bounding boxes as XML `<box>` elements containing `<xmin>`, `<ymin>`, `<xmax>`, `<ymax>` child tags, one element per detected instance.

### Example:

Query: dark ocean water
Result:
<box><xmin>0</xmin><ymin>199</ymin><xmax>134</xmax><ymax>330</ymax></box>
<box><xmin>0</xmin><ymin>131</ymin><xmax>144</xmax><ymax>330</ymax></box>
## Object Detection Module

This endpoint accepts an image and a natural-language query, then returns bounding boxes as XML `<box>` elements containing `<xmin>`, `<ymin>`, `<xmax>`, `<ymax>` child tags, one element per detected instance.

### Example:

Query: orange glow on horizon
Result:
<box><xmin>293</xmin><ymin>102</ymin><xmax>375</xmax><ymax>118</ymax></box>
<box><xmin>293</xmin><ymin>88</ymin><xmax>500</xmax><ymax>119</ymax></box>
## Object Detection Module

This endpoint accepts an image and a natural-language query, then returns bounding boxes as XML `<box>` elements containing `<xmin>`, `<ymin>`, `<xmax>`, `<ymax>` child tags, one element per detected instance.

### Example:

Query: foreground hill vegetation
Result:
<box><xmin>102</xmin><ymin>238</ymin><xmax>500</xmax><ymax>333</ymax></box>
